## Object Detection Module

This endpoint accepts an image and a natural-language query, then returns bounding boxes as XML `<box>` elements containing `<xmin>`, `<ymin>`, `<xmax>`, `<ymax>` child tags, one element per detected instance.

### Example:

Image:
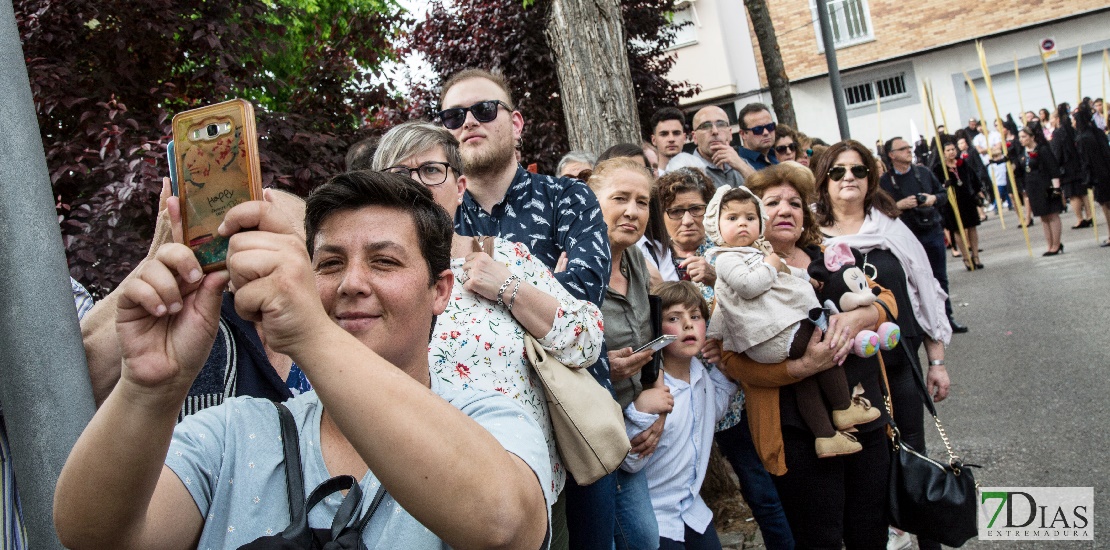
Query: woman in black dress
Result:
<box><xmin>1051</xmin><ymin>104</ymin><xmax>1090</xmax><ymax>228</ymax></box>
<box><xmin>1003</xmin><ymin>115</ymin><xmax>1034</xmax><ymax>226</ymax></box>
<box><xmin>1018</xmin><ymin>122</ymin><xmax>1064</xmax><ymax>255</ymax></box>
<box><xmin>934</xmin><ymin>140</ymin><xmax>985</xmax><ymax>269</ymax></box>
<box><xmin>1074</xmin><ymin>103</ymin><xmax>1110</xmax><ymax>246</ymax></box>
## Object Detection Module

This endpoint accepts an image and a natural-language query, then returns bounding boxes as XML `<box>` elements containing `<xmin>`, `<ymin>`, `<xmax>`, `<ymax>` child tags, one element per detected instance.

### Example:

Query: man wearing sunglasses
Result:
<box><xmin>736</xmin><ymin>103</ymin><xmax>779</xmax><ymax>170</ymax></box>
<box><xmin>665</xmin><ymin>105</ymin><xmax>750</xmax><ymax>189</ymax></box>
<box><xmin>437</xmin><ymin>69</ymin><xmax>609</xmax><ymax>314</ymax></box>
<box><xmin>880</xmin><ymin>136</ymin><xmax>969</xmax><ymax>334</ymax></box>
<box><xmin>438</xmin><ymin>68</ymin><xmax>616</xmax><ymax>549</ymax></box>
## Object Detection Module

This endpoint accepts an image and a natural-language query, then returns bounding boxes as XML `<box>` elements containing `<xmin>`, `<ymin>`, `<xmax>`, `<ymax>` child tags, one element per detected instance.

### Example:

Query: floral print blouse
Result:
<box><xmin>429</xmin><ymin>237</ymin><xmax>605</xmax><ymax>496</ymax></box>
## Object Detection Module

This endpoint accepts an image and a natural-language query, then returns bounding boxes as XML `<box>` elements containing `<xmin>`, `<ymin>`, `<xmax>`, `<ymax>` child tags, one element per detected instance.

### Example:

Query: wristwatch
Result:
<box><xmin>929</xmin><ymin>359</ymin><xmax>945</xmax><ymax>367</ymax></box>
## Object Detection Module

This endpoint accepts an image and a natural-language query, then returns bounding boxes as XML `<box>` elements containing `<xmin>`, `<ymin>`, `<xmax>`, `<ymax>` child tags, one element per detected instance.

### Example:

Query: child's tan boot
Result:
<box><xmin>815</xmin><ymin>431</ymin><xmax>863</xmax><ymax>458</ymax></box>
<box><xmin>832</xmin><ymin>396</ymin><xmax>881</xmax><ymax>430</ymax></box>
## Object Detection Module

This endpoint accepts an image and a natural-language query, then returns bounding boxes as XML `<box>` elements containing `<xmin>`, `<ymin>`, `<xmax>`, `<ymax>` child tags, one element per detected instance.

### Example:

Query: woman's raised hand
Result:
<box><xmin>116</xmin><ymin>244</ymin><xmax>228</xmax><ymax>393</ymax></box>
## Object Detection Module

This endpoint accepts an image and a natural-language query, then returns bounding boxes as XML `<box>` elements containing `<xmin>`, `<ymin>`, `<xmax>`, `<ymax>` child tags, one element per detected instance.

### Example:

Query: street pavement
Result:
<box><xmin>922</xmin><ymin>205</ymin><xmax>1108</xmax><ymax>549</ymax></box>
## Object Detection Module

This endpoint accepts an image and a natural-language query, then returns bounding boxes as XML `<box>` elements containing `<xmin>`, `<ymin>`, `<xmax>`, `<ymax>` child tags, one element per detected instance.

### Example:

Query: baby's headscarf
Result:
<box><xmin>703</xmin><ymin>184</ymin><xmax>770</xmax><ymax>251</ymax></box>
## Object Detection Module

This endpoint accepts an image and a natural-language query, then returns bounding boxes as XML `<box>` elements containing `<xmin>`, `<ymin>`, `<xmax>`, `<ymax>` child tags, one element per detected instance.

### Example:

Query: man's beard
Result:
<box><xmin>462</xmin><ymin>138</ymin><xmax>517</xmax><ymax>178</ymax></box>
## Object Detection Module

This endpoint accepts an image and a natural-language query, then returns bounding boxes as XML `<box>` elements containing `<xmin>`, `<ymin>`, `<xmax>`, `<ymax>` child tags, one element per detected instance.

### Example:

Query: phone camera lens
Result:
<box><xmin>206</xmin><ymin>124</ymin><xmax>219</xmax><ymax>137</ymax></box>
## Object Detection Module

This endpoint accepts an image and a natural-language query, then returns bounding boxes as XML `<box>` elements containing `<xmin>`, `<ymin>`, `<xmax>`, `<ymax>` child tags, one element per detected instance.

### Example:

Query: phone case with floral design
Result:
<box><xmin>171</xmin><ymin>99</ymin><xmax>262</xmax><ymax>272</ymax></box>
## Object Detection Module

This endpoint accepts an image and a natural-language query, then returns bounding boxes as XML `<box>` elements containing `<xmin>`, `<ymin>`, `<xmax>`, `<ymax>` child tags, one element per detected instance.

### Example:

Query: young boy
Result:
<box><xmin>702</xmin><ymin>185</ymin><xmax>877</xmax><ymax>457</ymax></box>
<box><xmin>622</xmin><ymin>281</ymin><xmax>737</xmax><ymax>549</ymax></box>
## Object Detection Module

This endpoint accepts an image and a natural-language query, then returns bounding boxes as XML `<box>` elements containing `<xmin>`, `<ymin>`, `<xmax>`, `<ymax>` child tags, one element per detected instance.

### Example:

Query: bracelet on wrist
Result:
<box><xmin>496</xmin><ymin>275</ymin><xmax>518</xmax><ymax>308</ymax></box>
<box><xmin>929</xmin><ymin>359</ymin><xmax>945</xmax><ymax>367</ymax></box>
<box><xmin>508</xmin><ymin>278</ymin><xmax>522</xmax><ymax>311</ymax></box>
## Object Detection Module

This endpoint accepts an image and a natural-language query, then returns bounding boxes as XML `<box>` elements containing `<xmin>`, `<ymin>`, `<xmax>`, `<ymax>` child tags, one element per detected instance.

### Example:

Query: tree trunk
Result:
<box><xmin>545</xmin><ymin>0</ymin><xmax>642</xmax><ymax>152</ymax></box>
<box><xmin>744</xmin><ymin>0</ymin><xmax>797</xmax><ymax>129</ymax></box>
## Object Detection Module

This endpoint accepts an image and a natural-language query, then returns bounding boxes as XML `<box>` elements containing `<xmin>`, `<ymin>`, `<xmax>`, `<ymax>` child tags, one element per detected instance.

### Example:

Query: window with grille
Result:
<box><xmin>810</xmin><ymin>0</ymin><xmax>875</xmax><ymax>51</ymax></box>
<box><xmin>843</xmin><ymin>74</ymin><xmax>909</xmax><ymax>107</ymax></box>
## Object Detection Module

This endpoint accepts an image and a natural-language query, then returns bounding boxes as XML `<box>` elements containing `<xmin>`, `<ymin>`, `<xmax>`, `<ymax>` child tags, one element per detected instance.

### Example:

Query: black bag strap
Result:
<box><xmin>640</xmin><ymin>294</ymin><xmax>663</xmax><ymax>386</ymax></box>
<box><xmin>873</xmin><ymin>300</ymin><xmax>938</xmax><ymax>417</ymax></box>
<box><xmin>275</xmin><ymin>403</ymin><xmax>307</xmax><ymax>523</ymax></box>
<box><xmin>872</xmin><ymin>300</ymin><xmax>979</xmax><ymax>471</ymax></box>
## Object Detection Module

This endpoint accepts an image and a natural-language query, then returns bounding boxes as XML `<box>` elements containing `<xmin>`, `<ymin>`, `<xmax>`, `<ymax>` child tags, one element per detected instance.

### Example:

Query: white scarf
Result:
<box><xmin>824</xmin><ymin>209</ymin><xmax>952</xmax><ymax>345</ymax></box>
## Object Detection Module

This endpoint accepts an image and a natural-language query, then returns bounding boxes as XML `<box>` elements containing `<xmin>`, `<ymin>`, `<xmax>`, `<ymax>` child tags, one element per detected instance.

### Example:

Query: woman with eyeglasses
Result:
<box><xmin>815</xmin><ymin>140</ymin><xmax>953</xmax><ymax>550</ymax></box>
<box><xmin>372</xmin><ymin>121</ymin><xmax>606</xmax><ymax>547</ymax></box>
<box><xmin>654</xmin><ymin>168</ymin><xmax>718</xmax><ymax>296</ymax></box>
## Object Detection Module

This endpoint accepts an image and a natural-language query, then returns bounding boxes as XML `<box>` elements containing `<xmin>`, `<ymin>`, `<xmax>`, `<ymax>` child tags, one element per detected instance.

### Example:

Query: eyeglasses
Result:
<box><xmin>827</xmin><ymin>164</ymin><xmax>870</xmax><ymax>181</ymax></box>
<box><xmin>664</xmin><ymin>204</ymin><xmax>707</xmax><ymax>220</ymax></box>
<box><xmin>774</xmin><ymin>143</ymin><xmax>798</xmax><ymax>154</ymax></box>
<box><xmin>436</xmin><ymin>100</ymin><xmax>513</xmax><ymax>130</ymax></box>
<box><xmin>383</xmin><ymin>161</ymin><xmax>455</xmax><ymax>187</ymax></box>
<box><xmin>695</xmin><ymin>120</ymin><xmax>730</xmax><ymax>132</ymax></box>
<box><xmin>744</xmin><ymin>122</ymin><xmax>776</xmax><ymax>136</ymax></box>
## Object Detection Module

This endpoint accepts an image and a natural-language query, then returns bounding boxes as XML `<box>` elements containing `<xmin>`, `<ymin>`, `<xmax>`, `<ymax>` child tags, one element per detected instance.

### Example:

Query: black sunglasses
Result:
<box><xmin>745</xmin><ymin>122</ymin><xmax>776</xmax><ymax>136</ymax></box>
<box><xmin>827</xmin><ymin>164</ymin><xmax>870</xmax><ymax>181</ymax></box>
<box><xmin>775</xmin><ymin>143</ymin><xmax>798</xmax><ymax>154</ymax></box>
<box><xmin>437</xmin><ymin>100</ymin><xmax>513</xmax><ymax>130</ymax></box>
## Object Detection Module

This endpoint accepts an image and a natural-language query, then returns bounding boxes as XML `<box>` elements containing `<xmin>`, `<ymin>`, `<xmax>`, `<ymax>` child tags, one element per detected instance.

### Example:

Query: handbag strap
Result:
<box><xmin>275</xmin><ymin>403</ymin><xmax>307</xmax><ymax>524</ymax></box>
<box><xmin>872</xmin><ymin>300</ymin><xmax>963</xmax><ymax>467</ymax></box>
<box><xmin>471</xmin><ymin>235</ymin><xmax>496</xmax><ymax>257</ymax></box>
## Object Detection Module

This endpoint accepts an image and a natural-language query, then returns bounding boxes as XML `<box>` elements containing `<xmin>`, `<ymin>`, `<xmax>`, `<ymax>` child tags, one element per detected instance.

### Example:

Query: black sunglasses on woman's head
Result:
<box><xmin>437</xmin><ymin>100</ymin><xmax>513</xmax><ymax>130</ymax></box>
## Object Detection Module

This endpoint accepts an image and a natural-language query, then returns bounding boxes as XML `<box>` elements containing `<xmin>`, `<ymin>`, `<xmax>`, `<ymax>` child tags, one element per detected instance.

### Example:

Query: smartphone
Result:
<box><xmin>171</xmin><ymin>99</ymin><xmax>262</xmax><ymax>272</ymax></box>
<box><xmin>167</xmin><ymin>140</ymin><xmax>178</xmax><ymax>196</ymax></box>
<box><xmin>633</xmin><ymin>334</ymin><xmax>678</xmax><ymax>354</ymax></box>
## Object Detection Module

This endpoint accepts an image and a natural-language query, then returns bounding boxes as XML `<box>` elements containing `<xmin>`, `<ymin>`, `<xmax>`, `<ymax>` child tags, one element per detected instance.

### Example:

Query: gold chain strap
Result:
<box><xmin>933</xmin><ymin>415</ymin><xmax>963</xmax><ymax>474</ymax></box>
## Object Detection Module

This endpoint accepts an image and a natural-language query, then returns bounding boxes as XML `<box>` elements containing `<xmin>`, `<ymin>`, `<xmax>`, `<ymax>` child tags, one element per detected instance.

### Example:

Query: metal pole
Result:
<box><xmin>816</xmin><ymin>0</ymin><xmax>850</xmax><ymax>140</ymax></box>
<box><xmin>0</xmin><ymin>1</ymin><xmax>97</xmax><ymax>548</ymax></box>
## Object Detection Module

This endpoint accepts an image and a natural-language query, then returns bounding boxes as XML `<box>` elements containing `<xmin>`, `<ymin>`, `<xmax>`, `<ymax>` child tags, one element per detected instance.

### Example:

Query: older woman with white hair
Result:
<box><xmin>372</xmin><ymin>121</ymin><xmax>605</xmax><ymax>546</ymax></box>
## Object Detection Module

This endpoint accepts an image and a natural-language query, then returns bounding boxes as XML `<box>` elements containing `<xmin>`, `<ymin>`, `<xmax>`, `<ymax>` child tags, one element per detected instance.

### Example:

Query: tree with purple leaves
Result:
<box><xmin>17</xmin><ymin>0</ymin><xmax>408</xmax><ymax>297</ymax></box>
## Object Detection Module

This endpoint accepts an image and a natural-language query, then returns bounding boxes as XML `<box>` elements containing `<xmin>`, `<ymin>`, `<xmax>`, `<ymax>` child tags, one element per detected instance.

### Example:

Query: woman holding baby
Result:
<box><xmin>714</xmin><ymin>159</ymin><xmax>899</xmax><ymax>548</ymax></box>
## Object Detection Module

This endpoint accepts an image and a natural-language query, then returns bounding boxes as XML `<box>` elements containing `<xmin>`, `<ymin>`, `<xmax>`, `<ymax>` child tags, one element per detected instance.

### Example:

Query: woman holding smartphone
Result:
<box><xmin>588</xmin><ymin>157</ymin><xmax>673</xmax><ymax>550</ymax></box>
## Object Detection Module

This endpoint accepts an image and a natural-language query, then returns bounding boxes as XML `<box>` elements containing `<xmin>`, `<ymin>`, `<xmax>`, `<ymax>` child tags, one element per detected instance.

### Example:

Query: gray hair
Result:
<box><xmin>556</xmin><ymin>150</ymin><xmax>597</xmax><ymax>176</ymax></box>
<box><xmin>371</xmin><ymin>121</ymin><xmax>464</xmax><ymax>175</ymax></box>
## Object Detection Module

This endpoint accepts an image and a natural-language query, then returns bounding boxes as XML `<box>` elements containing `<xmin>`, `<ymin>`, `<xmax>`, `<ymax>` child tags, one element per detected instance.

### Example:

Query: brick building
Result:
<box><xmin>667</xmin><ymin>0</ymin><xmax>1110</xmax><ymax>148</ymax></box>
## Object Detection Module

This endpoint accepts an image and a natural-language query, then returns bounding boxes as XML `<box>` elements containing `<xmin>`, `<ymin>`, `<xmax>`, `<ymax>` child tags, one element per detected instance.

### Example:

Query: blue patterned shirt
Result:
<box><xmin>455</xmin><ymin>167</ymin><xmax>613</xmax><ymax>389</ymax></box>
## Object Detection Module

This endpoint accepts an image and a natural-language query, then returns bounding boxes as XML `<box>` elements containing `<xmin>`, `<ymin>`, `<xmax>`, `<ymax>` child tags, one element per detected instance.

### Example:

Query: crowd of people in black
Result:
<box><xmin>40</xmin><ymin>69</ymin><xmax>1110</xmax><ymax>550</ymax></box>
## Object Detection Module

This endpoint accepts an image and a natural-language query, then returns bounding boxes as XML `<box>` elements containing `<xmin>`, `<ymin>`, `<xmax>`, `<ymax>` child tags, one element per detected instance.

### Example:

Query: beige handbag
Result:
<box><xmin>474</xmin><ymin>237</ymin><xmax>629</xmax><ymax>484</ymax></box>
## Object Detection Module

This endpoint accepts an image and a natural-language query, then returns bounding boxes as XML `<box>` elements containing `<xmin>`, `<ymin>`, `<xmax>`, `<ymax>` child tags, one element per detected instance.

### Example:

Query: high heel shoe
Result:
<box><xmin>1042</xmin><ymin>244</ymin><xmax>1063</xmax><ymax>256</ymax></box>
<box><xmin>973</xmin><ymin>256</ymin><xmax>984</xmax><ymax>269</ymax></box>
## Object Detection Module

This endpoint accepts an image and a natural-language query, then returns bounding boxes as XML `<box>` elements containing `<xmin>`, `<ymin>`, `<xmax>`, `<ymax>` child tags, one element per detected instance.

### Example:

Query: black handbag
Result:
<box><xmin>238</xmin><ymin>403</ymin><xmax>388</xmax><ymax>549</ymax></box>
<box><xmin>875</xmin><ymin>302</ymin><xmax>980</xmax><ymax>548</ymax></box>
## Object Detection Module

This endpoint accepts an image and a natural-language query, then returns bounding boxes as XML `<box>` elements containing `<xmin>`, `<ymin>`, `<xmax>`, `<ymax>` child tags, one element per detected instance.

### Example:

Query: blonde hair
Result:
<box><xmin>587</xmin><ymin>157</ymin><xmax>655</xmax><ymax>194</ymax></box>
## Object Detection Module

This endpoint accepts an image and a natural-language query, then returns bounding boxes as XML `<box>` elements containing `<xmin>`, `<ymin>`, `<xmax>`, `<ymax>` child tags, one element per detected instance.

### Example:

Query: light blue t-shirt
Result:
<box><xmin>166</xmin><ymin>376</ymin><xmax>552</xmax><ymax>549</ymax></box>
